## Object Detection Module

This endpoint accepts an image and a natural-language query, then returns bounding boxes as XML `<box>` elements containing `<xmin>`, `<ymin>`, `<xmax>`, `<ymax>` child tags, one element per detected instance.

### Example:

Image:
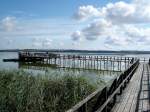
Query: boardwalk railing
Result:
<box><xmin>18</xmin><ymin>52</ymin><xmax>135</xmax><ymax>72</ymax></box>
<box><xmin>139</xmin><ymin>58</ymin><xmax>149</xmax><ymax>62</ymax></box>
<box><xmin>67</xmin><ymin>59</ymin><xmax>139</xmax><ymax>112</ymax></box>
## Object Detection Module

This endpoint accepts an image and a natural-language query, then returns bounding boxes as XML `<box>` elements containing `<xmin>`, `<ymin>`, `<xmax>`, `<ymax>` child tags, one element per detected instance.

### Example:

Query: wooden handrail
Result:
<box><xmin>67</xmin><ymin>88</ymin><xmax>104</xmax><ymax>112</ymax></box>
<box><xmin>67</xmin><ymin>59</ymin><xmax>139</xmax><ymax>112</ymax></box>
<box><xmin>96</xmin><ymin>60</ymin><xmax>139</xmax><ymax>112</ymax></box>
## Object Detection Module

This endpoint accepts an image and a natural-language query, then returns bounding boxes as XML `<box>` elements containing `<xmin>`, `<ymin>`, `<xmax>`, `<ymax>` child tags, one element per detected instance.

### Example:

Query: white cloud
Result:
<box><xmin>102</xmin><ymin>1</ymin><xmax>150</xmax><ymax>24</ymax></box>
<box><xmin>71</xmin><ymin>30</ymin><xmax>83</xmax><ymax>41</ymax></box>
<box><xmin>71</xmin><ymin>19</ymin><xmax>111</xmax><ymax>41</ymax></box>
<box><xmin>0</xmin><ymin>17</ymin><xmax>78</xmax><ymax>49</ymax></box>
<box><xmin>74</xmin><ymin>0</ymin><xmax>150</xmax><ymax>24</ymax></box>
<box><xmin>72</xmin><ymin>0</ymin><xmax>150</xmax><ymax>49</ymax></box>
<box><xmin>42</xmin><ymin>38</ymin><xmax>53</xmax><ymax>47</ymax></box>
<box><xmin>1</xmin><ymin>16</ymin><xmax>17</xmax><ymax>32</ymax></box>
<box><xmin>32</xmin><ymin>37</ymin><xmax>53</xmax><ymax>48</ymax></box>
<box><xmin>82</xmin><ymin>19</ymin><xmax>111</xmax><ymax>40</ymax></box>
<box><xmin>102</xmin><ymin>1</ymin><xmax>136</xmax><ymax>24</ymax></box>
<box><xmin>105</xmin><ymin>36</ymin><xmax>129</xmax><ymax>46</ymax></box>
<box><xmin>73</xmin><ymin>5</ymin><xmax>101</xmax><ymax>21</ymax></box>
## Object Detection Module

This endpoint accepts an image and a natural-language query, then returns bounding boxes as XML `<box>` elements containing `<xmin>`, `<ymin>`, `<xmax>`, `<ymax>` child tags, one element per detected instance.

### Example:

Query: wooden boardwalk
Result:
<box><xmin>111</xmin><ymin>63</ymin><xmax>150</xmax><ymax>112</ymax></box>
<box><xmin>18</xmin><ymin>52</ymin><xmax>134</xmax><ymax>72</ymax></box>
<box><xmin>136</xmin><ymin>63</ymin><xmax>150</xmax><ymax>112</ymax></box>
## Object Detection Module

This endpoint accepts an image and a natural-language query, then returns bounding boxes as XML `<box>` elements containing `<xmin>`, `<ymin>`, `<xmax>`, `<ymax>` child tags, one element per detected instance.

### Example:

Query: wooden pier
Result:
<box><xmin>18</xmin><ymin>52</ymin><xmax>135</xmax><ymax>72</ymax></box>
<box><xmin>67</xmin><ymin>61</ymin><xmax>150</xmax><ymax>112</ymax></box>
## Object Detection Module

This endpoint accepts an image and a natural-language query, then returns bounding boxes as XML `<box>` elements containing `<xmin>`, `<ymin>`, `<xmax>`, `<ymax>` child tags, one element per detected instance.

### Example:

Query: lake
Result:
<box><xmin>0</xmin><ymin>52</ymin><xmax>150</xmax><ymax>111</ymax></box>
<box><xmin>0</xmin><ymin>52</ymin><xmax>149</xmax><ymax>84</ymax></box>
<box><xmin>0</xmin><ymin>52</ymin><xmax>150</xmax><ymax>69</ymax></box>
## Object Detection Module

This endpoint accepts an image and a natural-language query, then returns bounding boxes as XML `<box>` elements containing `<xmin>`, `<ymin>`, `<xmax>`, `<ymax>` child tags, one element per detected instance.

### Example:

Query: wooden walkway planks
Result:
<box><xmin>136</xmin><ymin>63</ymin><xmax>150</xmax><ymax>112</ymax></box>
<box><xmin>111</xmin><ymin>63</ymin><xmax>143</xmax><ymax>112</ymax></box>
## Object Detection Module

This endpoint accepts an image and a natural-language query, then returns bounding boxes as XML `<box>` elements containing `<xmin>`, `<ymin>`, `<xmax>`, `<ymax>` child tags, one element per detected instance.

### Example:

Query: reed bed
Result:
<box><xmin>0</xmin><ymin>70</ymin><xmax>97</xmax><ymax>112</ymax></box>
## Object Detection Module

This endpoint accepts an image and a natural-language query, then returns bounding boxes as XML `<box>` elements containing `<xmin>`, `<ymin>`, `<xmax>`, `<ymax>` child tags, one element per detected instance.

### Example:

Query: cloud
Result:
<box><xmin>102</xmin><ymin>1</ymin><xmax>136</xmax><ymax>24</ymax></box>
<box><xmin>73</xmin><ymin>5</ymin><xmax>101</xmax><ymax>21</ymax></box>
<box><xmin>71</xmin><ymin>0</ymin><xmax>150</xmax><ymax>49</ymax></box>
<box><xmin>1</xmin><ymin>16</ymin><xmax>17</xmax><ymax>32</ymax></box>
<box><xmin>42</xmin><ymin>38</ymin><xmax>53</xmax><ymax>47</ymax></box>
<box><xmin>32</xmin><ymin>37</ymin><xmax>53</xmax><ymax>48</ymax></box>
<box><xmin>71</xmin><ymin>30</ymin><xmax>83</xmax><ymax>41</ymax></box>
<box><xmin>71</xmin><ymin>19</ymin><xmax>111</xmax><ymax>41</ymax></box>
<box><xmin>105</xmin><ymin>36</ymin><xmax>129</xmax><ymax>46</ymax></box>
<box><xmin>102</xmin><ymin>1</ymin><xmax>150</xmax><ymax>24</ymax></box>
<box><xmin>123</xmin><ymin>25</ymin><xmax>150</xmax><ymax>43</ymax></box>
<box><xmin>82</xmin><ymin>19</ymin><xmax>111</xmax><ymax>40</ymax></box>
<box><xmin>0</xmin><ymin>16</ymin><xmax>77</xmax><ymax>49</ymax></box>
<box><xmin>74</xmin><ymin>0</ymin><xmax>150</xmax><ymax>24</ymax></box>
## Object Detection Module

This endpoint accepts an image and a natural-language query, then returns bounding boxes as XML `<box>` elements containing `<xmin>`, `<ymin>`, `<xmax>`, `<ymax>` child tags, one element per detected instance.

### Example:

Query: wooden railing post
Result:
<box><xmin>92</xmin><ymin>87</ymin><xmax>107</xmax><ymax>112</ymax></box>
<box><xmin>79</xmin><ymin>103</ymin><xmax>87</xmax><ymax>112</ymax></box>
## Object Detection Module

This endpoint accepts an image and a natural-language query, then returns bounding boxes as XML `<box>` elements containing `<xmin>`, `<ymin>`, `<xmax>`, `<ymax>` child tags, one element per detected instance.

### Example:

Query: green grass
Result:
<box><xmin>0</xmin><ymin>70</ymin><xmax>97</xmax><ymax>112</ymax></box>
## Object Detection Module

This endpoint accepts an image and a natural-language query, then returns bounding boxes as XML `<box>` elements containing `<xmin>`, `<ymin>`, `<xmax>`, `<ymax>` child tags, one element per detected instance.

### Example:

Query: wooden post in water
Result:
<box><xmin>82</xmin><ymin>56</ymin><xmax>86</xmax><ymax>69</ymax></box>
<box><xmin>110</xmin><ymin>57</ymin><xmax>112</xmax><ymax>71</ymax></box>
<box><xmin>90</xmin><ymin>56</ymin><xmax>93</xmax><ymax>69</ymax></box>
<box><xmin>54</xmin><ymin>57</ymin><xmax>56</xmax><ymax>65</ymax></box>
<box><xmin>50</xmin><ymin>57</ymin><xmax>51</xmax><ymax>64</ymax></box>
<box><xmin>100</xmin><ymin>56</ymin><xmax>102</xmax><ymax>70</ymax></box>
<box><xmin>120</xmin><ymin>57</ymin><xmax>122</xmax><ymax>71</ymax></box>
<box><xmin>78</xmin><ymin>55</ymin><xmax>80</xmax><ymax>69</ymax></box>
<box><xmin>89</xmin><ymin>56</ymin><xmax>91</xmax><ymax>69</ymax></box>
<box><xmin>60</xmin><ymin>55</ymin><xmax>62</xmax><ymax>67</ymax></box>
<box><xmin>128</xmin><ymin>57</ymin><xmax>129</xmax><ymax>67</ymax></box>
<box><xmin>113</xmin><ymin>57</ymin><xmax>115</xmax><ymax>71</ymax></box>
<box><xmin>87</xmin><ymin>56</ymin><xmax>89</xmax><ymax>69</ymax></box>
<box><xmin>97</xmin><ymin>56</ymin><xmax>98</xmax><ymax>70</ymax></box>
<box><xmin>104</xmin><ymin>56</ymin><xmax>105</xmax><ymax>70</ymax></box>
<box><xmin>79</xmin><ymin>56</ymin><xmax>81</xmax><ymax>68</ymax></box>
<box><xmin>118</xmin><ymin>57</ymin><xmax>119</xmax><ymax>71</ymax></box>
<box><xmin>73</xmin><ymin>55</ymin><xmax>74</xmax><ymax>68</ymax></box>
<box><xmin>67</xmin><ymin>55</ymin><xmax>69</xmax><ymax>68</ymax></box>
<box><xmin>125</xmin><ymin>57</ymin><xmax>126</xmax><ymax>70</ymax></box>
<box><xmin>94</xmin><ymin>56</ymin><xmax>95</xmax><ymax>70</ymax></box>
<box><xmin>106</xmin><ymin>56</ymin><xmax>108</xmax><ymax>71</ymax></box>
<box><xmin>63</xmin><ymin>55</ymin><xmax>64</xmax><ymax>68</ymax></box>
<box><xmin>82</xmin><ymin>56</ymin><xmax>84</xmax><ymax>69</ymax></box>
<box><xmin>72</xmin><ymin>56</ymin><xmax>74</xmax><ymax>68</ymax></box>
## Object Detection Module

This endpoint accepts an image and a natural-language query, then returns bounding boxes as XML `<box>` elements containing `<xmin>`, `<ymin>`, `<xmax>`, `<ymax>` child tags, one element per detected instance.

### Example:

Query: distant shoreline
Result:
<box><xmin>0</xmin><ymin>49</ymin><xmax>150</xmax><ymax>54</ymax></box>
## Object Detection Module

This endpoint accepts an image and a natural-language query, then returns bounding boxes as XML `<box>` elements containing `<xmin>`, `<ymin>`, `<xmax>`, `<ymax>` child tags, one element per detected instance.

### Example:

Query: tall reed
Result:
<box><xmin>0</xmin><ymin>70</ymin><xmax>96</xmax><ymax>112</ymax></box>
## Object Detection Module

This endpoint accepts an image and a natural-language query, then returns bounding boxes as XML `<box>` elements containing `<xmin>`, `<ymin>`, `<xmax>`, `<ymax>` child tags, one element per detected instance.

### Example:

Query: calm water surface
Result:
<box><xmin>0</xmin><ymin>52</ymin><xmax>150</xmax><ymax>86</ymax></box>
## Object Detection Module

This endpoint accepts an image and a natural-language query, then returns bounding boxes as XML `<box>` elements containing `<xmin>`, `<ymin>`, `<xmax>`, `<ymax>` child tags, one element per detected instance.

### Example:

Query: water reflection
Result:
<box><xmin>0</xmin><ymin>52</ymin><xmax>18</xmax><ymax>70</ymax></box>
<box><xmin>18</xmin><ymin>62</ymin><xmax>121</xmax><ymax>87</ymax></box>
<box><xmin>0</xmin><ymin>52</ymin><xmax>121</xmax><ymax>87</ymax></box>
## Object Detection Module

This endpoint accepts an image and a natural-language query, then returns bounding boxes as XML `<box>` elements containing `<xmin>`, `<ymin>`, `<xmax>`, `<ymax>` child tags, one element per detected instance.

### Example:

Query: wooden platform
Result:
<box><xmin>111</xmin><ymin>63</ymin><xmax>150</xmax><ymax>112</ymax></box>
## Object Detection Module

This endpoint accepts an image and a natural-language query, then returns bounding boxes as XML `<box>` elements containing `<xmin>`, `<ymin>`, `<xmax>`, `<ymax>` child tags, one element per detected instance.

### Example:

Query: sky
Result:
<box><xmin>0</xmin><ymin>0</ymin><xmax>150</xmax><ymax>50</ymax></box>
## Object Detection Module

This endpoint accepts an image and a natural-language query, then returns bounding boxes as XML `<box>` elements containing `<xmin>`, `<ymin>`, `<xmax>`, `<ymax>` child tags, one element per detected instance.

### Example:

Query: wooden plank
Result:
<box><xmin>130</xmin><ymin>71</ymin><xmax>142</xmax><ymax>112</ymax></box>
<box><xmin>96</xmin><ymin>61</ymin><xmax>139</xmax><ymax>112</ymax></box>
<box><xmin>136</xmin><ymin>63</ymin><xmax>150</xmax><ymax>112</ymax></box>
<box><xmin>116</xmin><ymin>73</ymin><xmax>139</xmax><ymax>112</ymax></box>
<box><xmin>111</xmin><ymin>63</ymin><xmax>143</xmax><ymax>112</ymax></box>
